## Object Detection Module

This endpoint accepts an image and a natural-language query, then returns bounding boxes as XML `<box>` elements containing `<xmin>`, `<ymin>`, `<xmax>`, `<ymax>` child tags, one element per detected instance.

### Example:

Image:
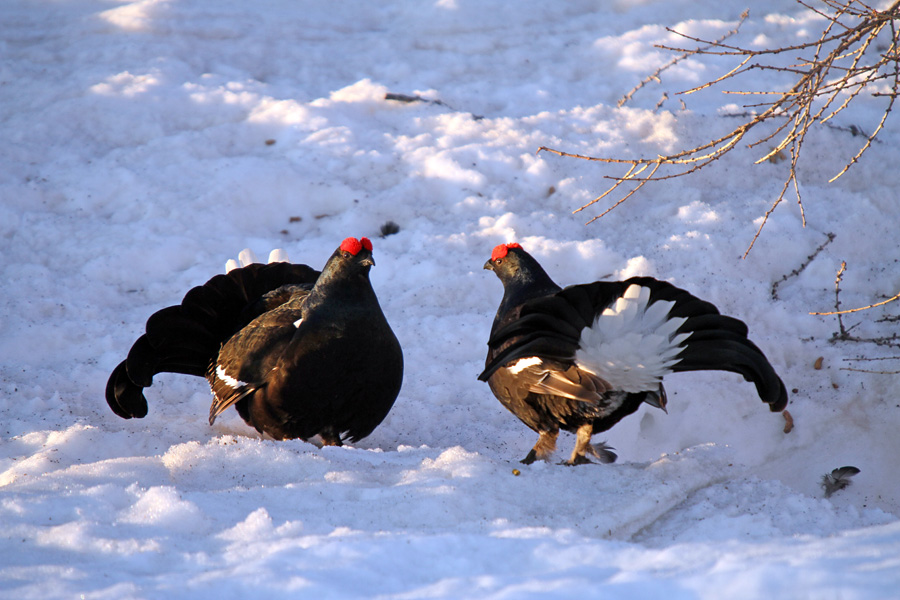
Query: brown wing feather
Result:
<box><xmin>516</xmin><ymin>359</ymin><xmax>610</xmax><ymax>403</ymax></box>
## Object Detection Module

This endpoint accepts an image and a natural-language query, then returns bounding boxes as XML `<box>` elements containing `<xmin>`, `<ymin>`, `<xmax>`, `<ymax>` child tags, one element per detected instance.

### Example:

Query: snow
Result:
<box><xmin>2</xmin><ymin>0</ymin><xmax>899</xmax><ymax>598</ymax></box>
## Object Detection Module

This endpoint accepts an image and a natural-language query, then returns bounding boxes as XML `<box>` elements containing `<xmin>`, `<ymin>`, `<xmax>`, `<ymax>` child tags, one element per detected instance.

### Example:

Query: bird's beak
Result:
<box><xmin>483</xmin><ymin>259</ymin><xmax>494</xmax><ymax>271</ymax></box>
<box><xmin>361</xmin><ymin>256</ymin><xmax>375</xmax><ymax>267</ymax></box>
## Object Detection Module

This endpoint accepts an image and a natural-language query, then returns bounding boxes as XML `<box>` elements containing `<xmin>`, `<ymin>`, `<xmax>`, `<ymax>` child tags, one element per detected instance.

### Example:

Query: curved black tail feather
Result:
<box><xmin>673</xmin><ymin>336</ymin><xmax>788</xmax><ymax>411</ymax></box>
<box><xmin>105</xmin><ymin>261</ymin><xmax>319</xmax><ymax>419</ymax></box>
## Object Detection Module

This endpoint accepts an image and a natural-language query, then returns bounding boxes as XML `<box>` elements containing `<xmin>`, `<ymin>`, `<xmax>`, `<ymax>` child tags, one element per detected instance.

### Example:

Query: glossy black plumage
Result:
<box><xmin>106</xmin><ymin>238</ymin><xmax>403</xmax><ymax>444</ymax></box>
<box><xmin>480</xmin><ymin>243</ymin><xmax>788</xmax><ymax>465</ymax></box>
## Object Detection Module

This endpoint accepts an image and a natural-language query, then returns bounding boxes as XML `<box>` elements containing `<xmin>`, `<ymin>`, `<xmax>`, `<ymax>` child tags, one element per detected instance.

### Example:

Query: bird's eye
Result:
<box><xmin>495</xmin><ymin>259</ymin><xmax>503</xmax><ymax>265</ymax></box>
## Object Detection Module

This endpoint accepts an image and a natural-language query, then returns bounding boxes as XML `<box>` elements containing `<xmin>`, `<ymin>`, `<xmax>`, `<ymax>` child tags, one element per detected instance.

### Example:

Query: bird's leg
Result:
<box><xmin>319</xmin><ymin>426</ymin><xmax>343</xmax><ymax>447</ymax></box>
<box><xmin>521</xmin><ymin>429</ymin><xmax>558</xmax><ymax>464</ymax></box>
<box><xmin>563</xmin><ymin>423</ymin><xmax>596</xmax><ymax>466</ymax></box>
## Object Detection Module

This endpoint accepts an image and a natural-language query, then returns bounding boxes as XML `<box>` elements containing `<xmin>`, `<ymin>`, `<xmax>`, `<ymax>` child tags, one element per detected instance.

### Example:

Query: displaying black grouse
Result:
<box><xmin>106</xmin><ymin>237</ymin><xmax>403</xmax><ymax>444</ymax></box>
<box><xmin>480</xmin><ymin>243</ymin><xmax>787</xmax><ymax>465</ymax></box>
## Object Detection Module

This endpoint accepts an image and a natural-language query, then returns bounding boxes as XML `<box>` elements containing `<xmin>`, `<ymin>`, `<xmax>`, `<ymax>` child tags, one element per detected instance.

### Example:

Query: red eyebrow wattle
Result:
<box><xmin>491</xmin><ymin>242</ymin><xmax>521</xmax><ymax>261</ymax></box>
<box><xmin>340</xmin><ymin>237</ymin><xmax>364</xmax><ymax>255</ymax></box>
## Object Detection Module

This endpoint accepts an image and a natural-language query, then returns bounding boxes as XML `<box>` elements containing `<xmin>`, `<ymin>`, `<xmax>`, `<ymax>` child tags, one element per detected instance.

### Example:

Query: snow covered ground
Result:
<box><xmin>2</xmin><ymin>0</ymin><xmax>899</xmax><ymax>598</ymax></box>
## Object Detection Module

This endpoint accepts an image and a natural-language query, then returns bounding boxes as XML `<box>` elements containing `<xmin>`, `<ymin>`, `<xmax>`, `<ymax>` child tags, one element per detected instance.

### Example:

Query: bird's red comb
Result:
<box><xmin>491</xmin><ymin>242</ymin><xmax>522</xmax><ymax>261</ymax></box>
<box><xmin>340</xmin><ymin>237</ymin><xmax>373</xmax><ymax>255</ymax></box>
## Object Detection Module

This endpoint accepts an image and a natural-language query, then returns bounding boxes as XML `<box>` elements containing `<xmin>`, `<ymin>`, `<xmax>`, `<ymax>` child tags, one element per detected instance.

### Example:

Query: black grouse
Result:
<box><xmin>106</xmin><ymin>237</ymin><xmax>403</xmax><ymax>445</ymax></box>
<box><xmin>480</xmin><ymin>243</ymin><xmax>787</xmax><ymax>465</ymax></box>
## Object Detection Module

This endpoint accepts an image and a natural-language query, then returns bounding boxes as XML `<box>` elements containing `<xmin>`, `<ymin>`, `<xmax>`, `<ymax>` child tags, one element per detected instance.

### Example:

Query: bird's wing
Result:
<box><xmin>107</xmin><ymin>262</ymin><xmax>318</xmax><ymax>420</ymax></box>
<box><xmin>480</xmin><ymin>294</ymin><xmax>587</xmax><ymax>382</ymax></box>
<box><xmin>206</xmin><ymin>294</ymin><xmax>309</xmax><ymax>425</ymax></box>
<box><xmin>506</xmin><ymin>357</ymin><xmax>610</xmax><ymax>403</ymax></box>
<box><xmin>208</xmin><ymin>376</ymin><xmax>260</xmax><ymax>425</ymax></box>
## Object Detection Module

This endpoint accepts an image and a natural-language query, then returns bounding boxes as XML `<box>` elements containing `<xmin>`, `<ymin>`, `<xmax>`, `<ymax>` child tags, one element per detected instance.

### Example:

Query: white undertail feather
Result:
<box><xmin>575</xmin><ymin>284</ymin><xmax>691</xmax><ymax>393</ymax></box>
<box><xmin>225</xmin><ymin>248</ymin><xmax>289</xmax><ymax>273</ymax></box>
<box><xmin>238</xmin><ymin>248</ymin><xmax>258</xmax><ymax>268</ymax></box>
<box><xmin>268</xmin><ymin>248</ymin><xmax>289</xmax><ymax>263</ymax></box>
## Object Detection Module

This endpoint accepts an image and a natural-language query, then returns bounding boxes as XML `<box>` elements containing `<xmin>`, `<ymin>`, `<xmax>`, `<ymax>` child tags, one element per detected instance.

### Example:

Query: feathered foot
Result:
<box><xmin>319</xmin><ymin>426</ymin><xmax>344</xmax><ymax>447</ymax></box>
<box><xmin>588</xmin><ymin>440</ymin><xmax>617</xmax><ymax>464</ymax></box>
<box><xmin>562</xmin><ymin>424</ymin><xmax>617</xmax><ymax>465</ymax></box>
<box><xmin>521</xmin><ymin>429</ymin><xmax>558</xmax><ymax>464</ymax></box>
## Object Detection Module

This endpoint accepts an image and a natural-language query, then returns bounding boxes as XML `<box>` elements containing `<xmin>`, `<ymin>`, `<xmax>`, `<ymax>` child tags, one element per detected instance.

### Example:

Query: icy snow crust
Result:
<box><xmin>1</xmin><ymin>0</ymin><xmax>899</xmax><ymax>598</ymax></box>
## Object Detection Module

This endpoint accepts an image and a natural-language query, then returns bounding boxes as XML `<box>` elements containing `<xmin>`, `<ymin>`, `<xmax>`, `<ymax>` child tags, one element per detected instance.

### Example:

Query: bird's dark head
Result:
<box><xmin>484</xmin><ymin>242</ymin><xmax>526</xmax><ymax>277</ymax></box>
<box><xmin>307</xmin><ymin>236</ymin><xmax>378</xmax><ymax>306</ymax></box>
<box><xmin>484</xmin><ymin>242</ymin><xmax>560</xmax><ymax>299</ymax></box>
<box><xmin>319</xmin><ymin>236</ymin><xmax>376</xmax><ymax>280</ymax></box>
<box><xmin>338</xmin><ymin>236</ymin><xmax>375</xmax><ymax>267</ymax></box>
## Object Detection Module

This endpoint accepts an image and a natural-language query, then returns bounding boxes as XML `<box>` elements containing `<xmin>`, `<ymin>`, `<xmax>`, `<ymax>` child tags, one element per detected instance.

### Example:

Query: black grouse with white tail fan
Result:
<box><xmin>106</xmin><ymin>237</ymin><xmax>403</xmax><ymax>444</ymax></box>
<box><xmin>480</xmin><ymin>243</ymin><xmax>787</xmax><ymax>465</ymax></box>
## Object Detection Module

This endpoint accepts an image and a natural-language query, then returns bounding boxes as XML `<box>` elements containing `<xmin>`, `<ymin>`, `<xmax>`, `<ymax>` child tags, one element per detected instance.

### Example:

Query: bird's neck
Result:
<box><xmin>305</xmin><ymin>269</ymin><xmax>377</xmax><ymax>312</ymax></box>
<box><xmin>494</xmin><ymin>267</ymin><xmax>561</xmax><ymax>330</ymax></box>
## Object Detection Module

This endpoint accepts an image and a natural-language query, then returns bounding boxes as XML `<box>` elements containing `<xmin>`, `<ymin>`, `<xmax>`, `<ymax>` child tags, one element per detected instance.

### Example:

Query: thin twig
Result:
<box><xmin>811</xmin><ymin>290</ymin><xmax>900</xmax><ymax>314</ymax></box>
<box><xmin>771</xmin><ymin>232</ymin><xmax>836</xmax><ymax>300</ymax></box>
<box><xmin>833</xmin><ymin>261</ymin><xmax>849</xmax><ymax>336</ymax></box>
<box><xmin>618</xmin><ymin>11</ymin><xmax>749</xmax><ymax>107</ymax></box>
<box><xmin>815</xmin><ymin>261</ymin><xmax>900</xmax><ymax>349</ymax></box>
<box><xmin>543</xmin><ymin>0</ymin><xmax>900</xmax><ymax>254</ymax></box>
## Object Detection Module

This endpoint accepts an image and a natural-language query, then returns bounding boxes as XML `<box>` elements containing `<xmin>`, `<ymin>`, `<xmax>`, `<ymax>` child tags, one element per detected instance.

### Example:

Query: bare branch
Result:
<box><xmin>811</xmin><ymin>290</ymin><xmax>900</xmax><ymax>315</ymax></box>
<box><xmin>771</xmin><ymin>232</ymin><xmax>836</xmax><ymax>300</ymax></box>
<box><xmin>813</xmin><ymin>261</ymin><xmax>900</xmax><ymax>349</ymax></box>
<box><xmin>618</xmin><ymin>11</ymin><xmax>750</xmax><ymax>107</ymax></box>
<box><xmin>546</xmin><ymin>0</ymin><xmax>900</xmax><ymax>253</ymax></box>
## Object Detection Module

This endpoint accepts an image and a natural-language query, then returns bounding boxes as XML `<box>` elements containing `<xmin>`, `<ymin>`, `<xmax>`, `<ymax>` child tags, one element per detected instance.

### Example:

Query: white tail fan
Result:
<box><xmin>225</xmin><ymin>248</ymin><xmax>290</xmax><ymax>273</ymax></box>
<box><xmin>238</xmin><ymin>248</ymin><xmax>258</xmax><ymax>267</ymax></box>
<box><xmin>268</xmin><ymin>249</ymin><xmax>289</xmax><ymax>263</ymax></box>
<box><xmin>575</xmin><ymin>284</ymin><xmax>690</xmax><ymax>393</ymax></box>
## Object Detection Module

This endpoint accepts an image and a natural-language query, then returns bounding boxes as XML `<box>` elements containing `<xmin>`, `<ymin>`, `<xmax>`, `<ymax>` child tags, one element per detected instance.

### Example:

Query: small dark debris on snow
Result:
<box><xmin>380</xmin><ymin>221</ymin><xmax>400</xmax><ymax>237</ymax></box>
<box><xmin>822</xmin><ymin>466</ymin><xmax>860</xmax><ymax>498</ymax></box>
<box><xmin>265</xmin><ymin>139</ymin><xmax>276</xmax><ymax>146</ymax></box>
<box><xmin>385</xmin><ymin>92</ymin><xmax>484</xmax><ymax>120</ymax></box>
<box><xmin>289</xmin><ymin>216</ymin><xmax>302</xmax><ymax>223</ymax></box>
<box><xmin>385</xmin><ymin>92</ymin><xmax>448</xmax><ymax>107</ymax></box>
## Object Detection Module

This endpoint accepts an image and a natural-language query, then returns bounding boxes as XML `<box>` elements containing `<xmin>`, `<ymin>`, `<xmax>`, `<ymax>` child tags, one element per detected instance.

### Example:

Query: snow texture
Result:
<box><xmin>1</xmin><ymin>0</ymin><xmax>899</xmax><ymax>598</ymax></box>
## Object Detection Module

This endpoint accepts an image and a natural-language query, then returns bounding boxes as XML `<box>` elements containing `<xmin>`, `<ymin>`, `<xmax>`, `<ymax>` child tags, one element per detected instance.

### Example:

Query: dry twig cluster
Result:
<box><xmin>811</xmin><ymin>261</ymin><xmax>900</xmax><ymax>351</ymax></box>
<box><xmin>540</xmin><ymin>0</ymin><xmax>900</xmax><ymax>256</ymax></box>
